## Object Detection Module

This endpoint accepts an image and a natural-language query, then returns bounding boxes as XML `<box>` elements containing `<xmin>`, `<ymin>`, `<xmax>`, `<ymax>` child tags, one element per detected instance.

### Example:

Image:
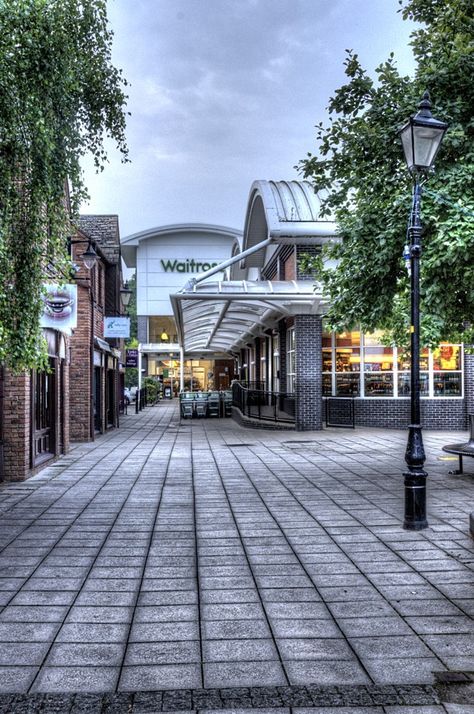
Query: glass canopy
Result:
<box><xmin>171</xmin><ymin>280</ymin><xmax>324</xmax><ymax>355</ymax></box>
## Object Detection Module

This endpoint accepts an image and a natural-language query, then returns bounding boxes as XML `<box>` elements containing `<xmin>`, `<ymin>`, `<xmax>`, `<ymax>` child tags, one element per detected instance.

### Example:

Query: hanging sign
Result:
<box><xmin>126</xmin><ymin>349</ymin><xmax>138</xmax><ymax>368</ymax></box>
<box><xmin>41</xmin><ymin>283</ymin><xmax>77</xmax><ymax>333</ymax></box>
<box><xmin>104</xmin><ymin>316</ymin><xmax>130</xmax><ymax>338</ymax></box>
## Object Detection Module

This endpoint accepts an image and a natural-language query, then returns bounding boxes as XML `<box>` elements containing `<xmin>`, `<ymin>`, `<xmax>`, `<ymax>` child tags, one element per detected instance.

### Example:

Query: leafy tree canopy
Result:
<box><xmin>0</xmin><ymin>0</ymin><xmax>129</xmax><ymax>370</ymax></box>
<box><xmin>298</xmin><ymin>0</ymin><xmax>474</xmax><ymax>347</ymax></box>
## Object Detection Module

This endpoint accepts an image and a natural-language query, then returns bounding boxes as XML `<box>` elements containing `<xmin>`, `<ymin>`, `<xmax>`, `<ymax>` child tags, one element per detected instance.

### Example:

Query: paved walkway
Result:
<box><xmin>0</xmin><ymin>403</ymin><xmax>473</xmax><ymax>712</ymax></box>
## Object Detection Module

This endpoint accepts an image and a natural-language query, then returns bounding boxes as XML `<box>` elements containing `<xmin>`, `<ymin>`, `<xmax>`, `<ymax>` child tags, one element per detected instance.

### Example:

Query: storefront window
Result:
<box><xmin>336</xmin><ymin>373</ymin><xmax>360</xmax><ymax>397</ymax></box>
<box><xmin>364</xmin><ymin>332</ymin><xmax>393</xmax><ymax>397</ymax></box>
<box><xmin>287</xmin><ymin>327</ymin><xmax>296</xmax><ymax>392</ymax></box>
<box><xmin>433</xmin><ymin>344</ymin><xmax>462</xmax><ymax>396</ymax></box>
<box><xmin>398</xmin><ymin>372</ymin><xmax>429</xmax><ymax>397</ymax></box>
<box><xmin>334</xmin><ymin>331</ymin><xmax>360</xmax><ymax>396</ymax></box>
<box><xmin>322</xmin><ymin>332</ymin><xmax>463</xmax><ymax>399</ymax></box>
<box><xmin>148</xmin><ymin>316</ymin><xmax>178</xmax><ymax>343</ymax></box>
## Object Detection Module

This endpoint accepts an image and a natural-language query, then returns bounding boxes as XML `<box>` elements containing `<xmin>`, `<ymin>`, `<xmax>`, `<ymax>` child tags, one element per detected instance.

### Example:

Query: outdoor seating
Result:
<box><xmin>442</xmin><ymin>414</ymin><xmax>474</xmax><ymax>474</ymax></box>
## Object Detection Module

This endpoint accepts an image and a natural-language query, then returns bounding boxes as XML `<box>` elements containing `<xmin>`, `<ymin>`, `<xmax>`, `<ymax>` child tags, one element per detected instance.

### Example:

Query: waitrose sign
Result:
<box><xmin>161</xmin><ymin>258</ymin><xmax>220</xmax><ymax>273</ymax></box>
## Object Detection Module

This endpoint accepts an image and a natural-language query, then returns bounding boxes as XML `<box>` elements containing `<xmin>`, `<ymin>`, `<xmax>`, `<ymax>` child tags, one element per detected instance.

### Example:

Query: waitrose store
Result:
<box><xmin>121</xmin><ymin>223</ymin><xmax>242</xmax><ymax>393</ymax></box>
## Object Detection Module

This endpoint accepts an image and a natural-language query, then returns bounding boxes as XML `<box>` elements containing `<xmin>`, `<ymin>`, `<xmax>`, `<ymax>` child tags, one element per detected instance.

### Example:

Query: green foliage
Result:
<box><xmin>297</xmin><ymin>0</ymin><xmax>474</xmax><ymax>347</ymax></box>
<box><xmin>0</xmin><ymin>0</ymin><xmax>129</xmax><ymax>370</ymax></box>
<box><xmin>125</xmin><ymin>274</ymin><xmax>137</xmax><ymax>342</ymax></box>
<box><xmin>144</xmin><ymin>377</ymin><xmax>159</xmax><ymax>404</ymax></box>
<box><xmin>124</xmin><ymin>276</ymin><xmax>138</xmax><ymax>388</ymax></box>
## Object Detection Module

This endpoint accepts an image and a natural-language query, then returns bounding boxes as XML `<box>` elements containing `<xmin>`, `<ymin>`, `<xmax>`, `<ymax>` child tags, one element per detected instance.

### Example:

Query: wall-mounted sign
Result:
<box><xmin>126</xmin><ymin>349</ymin><xmax>138</xmax><ymax>368</ymax></box>
<box><xmin>41</xmin><ymin>283</ymin><xmax>77</xmax><ymax>333</ymax></box>
<box><xmin>104</xmin><ymin>317</ymin><xmax>130</xmax><ymax>338</ymax></box>
<box><xmin>160</xmin><ymin>259</ymin><xmax>219</xmax><ymax>273</ymax></box>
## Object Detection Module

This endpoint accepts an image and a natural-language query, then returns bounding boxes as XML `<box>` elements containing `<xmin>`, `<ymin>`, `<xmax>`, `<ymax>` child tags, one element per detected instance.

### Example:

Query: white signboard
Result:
<box><xmin>104</xmin><ymin>316</ymin><xmax>130</xmax><ymax>338</ymax></box>
<box><xmin>41</xmin><ymin>283</ymin><xmax>77</xmax><ymax>333</ymax></box>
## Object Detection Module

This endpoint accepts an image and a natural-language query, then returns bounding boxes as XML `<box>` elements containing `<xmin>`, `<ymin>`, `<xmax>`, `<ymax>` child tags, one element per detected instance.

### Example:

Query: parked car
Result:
<box><xmin>124</xmin><ymin>387</ymin><xmax>131</xmax><ymax>405</ymax></box>
<box><xmin>129</xmin><ymin>386</ymin><xmax>138</xmax><ymax>402</ymax></box>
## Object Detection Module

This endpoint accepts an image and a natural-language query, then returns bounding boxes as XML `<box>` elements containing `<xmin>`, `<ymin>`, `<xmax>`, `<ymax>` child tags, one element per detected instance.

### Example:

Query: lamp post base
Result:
<box><xmin>403</xmin><ymin>470</ymin><xmax>428</xmax><ymax>530</ymax></box>
<box><xmin>404</xmin><ymin>424</ymin><xmax>428</xmax><ymax>530</ymax></box>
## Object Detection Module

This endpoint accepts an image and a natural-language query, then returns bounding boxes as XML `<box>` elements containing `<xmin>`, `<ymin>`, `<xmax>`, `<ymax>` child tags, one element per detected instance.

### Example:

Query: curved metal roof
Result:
<box><xmin>240</xmin><ymin>180</ymin><xmax>337</xmax><ymax>271</ymax></box>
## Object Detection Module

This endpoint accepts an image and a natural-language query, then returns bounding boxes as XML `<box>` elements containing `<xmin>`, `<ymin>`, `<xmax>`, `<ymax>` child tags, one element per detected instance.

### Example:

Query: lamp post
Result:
<box><xmin>120</xmin><ymin>281</ymin><xmax>132</xmax><ymax>310</ymax></box>
<box><xmin>398</xmin><ymin>91</ymin><xmax>448</xmax><ymax>530</ymax></box>
<box><xmin>69</xmin><ymin>238</ymin><xmax>98</xmax><ymax>270</ymax></box>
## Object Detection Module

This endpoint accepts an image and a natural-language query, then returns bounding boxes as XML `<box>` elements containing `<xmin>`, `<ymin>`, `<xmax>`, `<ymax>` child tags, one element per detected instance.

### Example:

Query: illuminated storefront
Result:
<box><xmin>322</xmin><ymin>330</ymin><xmax>463</xmax><ymax>399</ymax></box>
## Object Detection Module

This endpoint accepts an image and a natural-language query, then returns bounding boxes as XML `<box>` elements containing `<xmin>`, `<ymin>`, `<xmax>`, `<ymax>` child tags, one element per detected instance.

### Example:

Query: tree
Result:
<box><xmin>298</xmin><ymin>0</ymin><xmax>474</xmax><ymax>347</ymax></box>
<box><xmin>0</xmin><ymin>0</ymin><xmax>129</xmax><ymax>370</ymax></box>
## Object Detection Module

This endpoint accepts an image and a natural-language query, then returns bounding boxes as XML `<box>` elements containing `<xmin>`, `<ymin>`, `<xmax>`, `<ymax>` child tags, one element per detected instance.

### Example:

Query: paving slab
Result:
<box><xmin>0</xmin><ymin>402</ymin><xmax>472</xmax><ymax>706</ymax></box>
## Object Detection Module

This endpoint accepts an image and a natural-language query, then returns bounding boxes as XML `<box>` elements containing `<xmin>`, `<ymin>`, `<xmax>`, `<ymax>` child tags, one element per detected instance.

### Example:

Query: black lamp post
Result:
<box><xmin>398</xmin><ymin>91</ymin><xmax>448</xmax><ymax>530</ymax></box>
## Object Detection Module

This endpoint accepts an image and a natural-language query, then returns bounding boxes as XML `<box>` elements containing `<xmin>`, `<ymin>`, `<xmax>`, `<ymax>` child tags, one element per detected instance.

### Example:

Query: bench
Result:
<box><xmin>442</xmin><ymin>414</ymin><xmax>474</xmax><ymax>474</ymax></box>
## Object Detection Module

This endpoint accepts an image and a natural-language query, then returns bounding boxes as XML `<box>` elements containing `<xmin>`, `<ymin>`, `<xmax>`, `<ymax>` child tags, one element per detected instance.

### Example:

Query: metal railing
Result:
<box><xmin>232</xmin><ymin>382</ymin><xmax>295</xmax><ymax>424</ymax></box>
<box><xmin>135</xmin><ymin>387</ymin><xmax>148</xmax><ymax>413</ymax></box>
<box><xmin>325</xmin><ymin>397</ymin><xmax>355</xmax><ymax>428</ymax></box>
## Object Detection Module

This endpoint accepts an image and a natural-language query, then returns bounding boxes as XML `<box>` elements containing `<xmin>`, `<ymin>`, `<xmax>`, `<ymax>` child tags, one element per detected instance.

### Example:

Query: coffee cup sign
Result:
<box><xmin>41</xmin><ymin>283</ymin><xmax>78</xmax><ymax>332</ymax></box>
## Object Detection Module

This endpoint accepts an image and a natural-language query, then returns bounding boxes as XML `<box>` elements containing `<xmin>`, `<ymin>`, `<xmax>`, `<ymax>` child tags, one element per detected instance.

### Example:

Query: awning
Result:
<box><xmin>171</xmin><ymin>280</ymin><xmax>326</xmax><ymax>356</ymax></box>
<box><xmin>94</xmin><ymin>337</ymin><xmax>112</xmax><ymax>353</ymax></box>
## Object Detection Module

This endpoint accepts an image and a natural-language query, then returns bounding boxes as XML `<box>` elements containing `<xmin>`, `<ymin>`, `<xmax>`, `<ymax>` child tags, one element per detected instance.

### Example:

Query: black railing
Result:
<box><xmin>232</xmin><ymin>382</ymin><xmax>295</xmax><ymax>424</ymax></box>
<box><xmin>135</xmin><ymin>387</ymin><xmax>148</xmax><ymax>413</ymax></box>
<box><xmin>325</xmin><ymin>397</ymin><xmax>355</xmax><ymax>428</ymax></box>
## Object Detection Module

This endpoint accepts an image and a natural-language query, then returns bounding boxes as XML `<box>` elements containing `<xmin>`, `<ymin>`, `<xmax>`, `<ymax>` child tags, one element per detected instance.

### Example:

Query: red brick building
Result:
<box><xmin>0</xmin><ymin>213</ymin><xmax>126</xmax><ymax>481</ymax></box>
<box><xmin>0</xmin><ymin>327</ymin><xmax>71</xmax><ymax>482</ymax></box>
<box><xmin>69</xmin><ymin>215</ymin><xmax>126</xmax><ymax>442</ymax></box>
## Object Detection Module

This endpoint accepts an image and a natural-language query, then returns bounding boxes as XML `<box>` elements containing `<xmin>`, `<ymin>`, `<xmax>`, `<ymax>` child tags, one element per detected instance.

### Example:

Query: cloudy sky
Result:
<box><xmin>81</xmin><ymin>0</ymin><xmax>416</xmax><ymax>240</ymax></box>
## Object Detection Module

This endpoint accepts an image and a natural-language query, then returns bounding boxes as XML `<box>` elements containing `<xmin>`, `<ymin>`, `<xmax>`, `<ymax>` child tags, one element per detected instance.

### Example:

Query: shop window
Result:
<box><xmin>287</xmin><ymin>327</ymin><xmax>296</xmax><ymax>392</ymax></box>
<box><xmin>335</xmin><ymin>331</ymin><xmax>360</xmax><ymax>396</ymax></box>
<box><xmin>148</xmin><ymin>316</ymin><xmax>178</xmax><ymax>343</ymax></box>
<box><xmin>363</xmin><ymin>333</ymin><xmax>394</xmax><ymax>397</ymax></box>
<box><xmin>433</xmin><ymin>344</ymin><xmax>462</xmax><ymax>396</ymax></box>
<box><xmin>322</xmin><ymin>331</ymin><xmax>463</xmax><ymax>399</ymax></box>
<box><xmin>397</xmin><ymin>347</ymin><xmax>430</xmax><ymax>397</ymax></box>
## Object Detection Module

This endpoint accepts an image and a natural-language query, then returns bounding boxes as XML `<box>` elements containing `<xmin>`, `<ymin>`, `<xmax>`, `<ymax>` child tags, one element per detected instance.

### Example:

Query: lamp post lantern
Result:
<box><xmin>398</xmin><ymin>91</ymin><xmax>448</xmax><ymax>530</ymax></box>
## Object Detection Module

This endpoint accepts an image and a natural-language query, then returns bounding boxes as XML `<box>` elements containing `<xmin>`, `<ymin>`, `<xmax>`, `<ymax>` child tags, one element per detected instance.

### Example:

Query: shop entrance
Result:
<box><xmin>32</xmin><ymin>359</ymin><xmax>56</xmax><ymax>465</ymax></box>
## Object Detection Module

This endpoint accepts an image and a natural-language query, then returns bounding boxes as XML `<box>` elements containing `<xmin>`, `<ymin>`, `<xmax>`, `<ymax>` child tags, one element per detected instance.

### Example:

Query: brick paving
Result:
<box><xmin>0</xmin><ymin>403</ymin><xmax>473</xmax><ymax>712</ymax></box>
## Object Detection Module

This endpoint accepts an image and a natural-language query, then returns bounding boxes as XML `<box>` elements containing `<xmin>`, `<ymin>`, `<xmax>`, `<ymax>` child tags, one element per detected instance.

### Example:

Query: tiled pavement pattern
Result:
<box><xmin>0</xmin><ymin>403</ymin><xmax>472</xmax><ymax>712</ymax></box>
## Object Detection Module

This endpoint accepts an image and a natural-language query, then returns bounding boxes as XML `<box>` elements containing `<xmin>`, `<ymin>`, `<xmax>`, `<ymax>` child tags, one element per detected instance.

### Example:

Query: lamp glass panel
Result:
<box><xmin>413</xmin><ymin>124</ymin><xmax>444</xmax><ymax>169</ymax></box>
<box><xmin>400</xmin><ymin>123</ymin><xmax>414</xmax><ymax>169</ymax></box>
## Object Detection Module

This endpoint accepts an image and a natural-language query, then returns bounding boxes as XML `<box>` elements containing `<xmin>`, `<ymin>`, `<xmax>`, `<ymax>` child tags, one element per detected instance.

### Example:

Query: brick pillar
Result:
<box><xmin>295</xmin><ymin>314</ymin><xmax>323</xmax><ymax>431</ymax></box>
<box><xmin>2</xmin><ymin>371</ymin><xmax>31</xmax><ymax>481</ymax></box>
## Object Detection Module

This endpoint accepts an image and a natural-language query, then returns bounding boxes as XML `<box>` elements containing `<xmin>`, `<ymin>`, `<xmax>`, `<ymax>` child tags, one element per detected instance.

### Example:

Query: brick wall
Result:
<box><xmin>1</xmin><ymin>371</ymin><xmax>31</xmax><ymax>481</ymax></box>
<box><xmin>296</xmin><ymin>245</ymin><xmax>321</xmax><ymax>279</ymax></box>
<box><xmin>295</xmin><ymin>314</ymin><xmax>323</xmax><ymax>431</ymax></box>
<box><xmin>70</xmin><ymin>281</ymin><xmax>93</xmax><ymax>441</ymax></box>
<box><xmin>323</xmin><ymin>397</ymin><xmax>466</xmax><ymax>430</ymax></box>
